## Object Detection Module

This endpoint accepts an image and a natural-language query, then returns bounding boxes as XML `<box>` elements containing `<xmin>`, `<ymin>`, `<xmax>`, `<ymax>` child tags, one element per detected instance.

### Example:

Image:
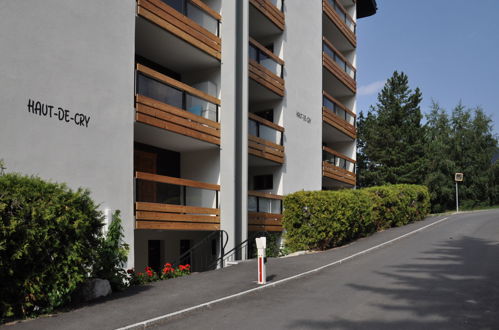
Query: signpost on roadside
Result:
<box><xmin>455</xmin><ymin>173</ymin><xmax>463</xmax><ymax>213</ymax></box>
<box><xmin>255</xmin><ymin>237</ymin><xmax>267</xmax><ymax>284</ymax></box>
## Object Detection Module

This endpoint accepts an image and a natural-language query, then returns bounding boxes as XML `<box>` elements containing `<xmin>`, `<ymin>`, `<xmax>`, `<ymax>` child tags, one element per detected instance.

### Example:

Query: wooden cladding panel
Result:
<box><xmin>323</xmin><ymin>161</ymin><xmax>356</xmax><ymax>186</ymax></box>
<box><xmin>323</xmin><ymin>146</ymin><xmax>356</xmax><ymax>164</ymax></box>
<box><xmin>248</xmin><ymin>112</ymin><xmax>284</xmax><ymax>132</ymax></box>
<box><xmin>248</xmin><ymin>135</ymin><xmax>285</xmax><ymax>164</ymax></box>
<box><xmin>248</xmin><ymin>212</ymin><xmax>283</xmax><ymax>232</ymax></box>
<box><xmin>323</xmin><ymin>54</ymin><xmax>356</xmax><ymax>94</ymax></box>
<box><xmin>137</xmin><ymin>0</ymin><xmax>221</xmax><ymax>60</ymax></box>
<box><xmin>137</xmin><ymin>64</ymin><xmax>220</xmax><ymax>105</ymax></box>
<box><xmin>249</xmin><ymin>38</ymin><xmax>285</xmax><ymax>65</ymax></box>
<box><xmin>249</xmin><ymin>0</ymin><xmax>285</xmax><ymax>31</ymax></box>
<box><xmin>323</xmin><ymin>37</ymin><xmax>356</xmax><ymax>74</ymax></box>
<box><xmin>135</xmin><ymin>95</ymin><xmax>220</xmax><ymax>146</ymax></box>
<box><xmin>323</xmin><ymin>107</ymin><xmax>356</xmax><ymax>139</ymax></box>
<box><xmin>323</xmin><ymin>0</ymin><xmax>356</xmax><ymax>47</ymax></box>
<box><xmin>135</xmin><ymin>202</ymin><xmax>220</xmax><ymax>231</ymax></box>
<box><xmin>248</xmin><ymin>190</ymin><xmax>284</xmax><ymax>200</ymax></box>
<box><xmin>249</xmin><ymin>60</ymin><xmax>285</xmax><ymax>97</ymax></box>
<box><xmin>136</xmin><ymin>171</ymin><xmax>220</xmax><ymax>191</ymax></box>
<box><xmin>137</xmin><ymin>221</ymin><xmax>220</xmax><ymax>231</ymax></box>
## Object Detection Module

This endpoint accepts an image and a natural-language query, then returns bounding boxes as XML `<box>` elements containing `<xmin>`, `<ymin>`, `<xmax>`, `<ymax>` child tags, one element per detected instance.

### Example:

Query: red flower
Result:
<box><xmin>179</xmin><ymin>265</ymin><xmax>186</xmax><ymax>271</ymax></box>
<box><xmin>127</xmin><ymin>268</ymin><xmax>135</xmax><ymax>274</ymax></box>
<box><xmin>164</xmin><ymin>263</ymin><xmax>172</xmax><ymax>267</ymax></box>
<box><xmin>185</xmin><ymin>264</ymin><xmax>191</xmax><ymax>269</ymax></box>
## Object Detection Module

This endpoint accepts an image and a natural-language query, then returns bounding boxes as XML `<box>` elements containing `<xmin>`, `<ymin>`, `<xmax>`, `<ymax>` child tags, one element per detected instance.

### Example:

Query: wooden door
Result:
<box><xmin>135</xmin><ymin>150</ymin><xmax>157</xmax><ymax>203</ymax></box>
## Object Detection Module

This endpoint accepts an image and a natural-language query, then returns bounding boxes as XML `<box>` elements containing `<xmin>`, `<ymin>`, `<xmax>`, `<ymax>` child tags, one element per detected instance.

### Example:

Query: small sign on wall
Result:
<box><xmin>296</xmin><ymin>111</ymin><xmax>311</xmax><ymax>124</ymax></box>
<box><xmin>27</xmin><ymin>98</ymin><xmax>91</xmax><ymax>128</ymax></box>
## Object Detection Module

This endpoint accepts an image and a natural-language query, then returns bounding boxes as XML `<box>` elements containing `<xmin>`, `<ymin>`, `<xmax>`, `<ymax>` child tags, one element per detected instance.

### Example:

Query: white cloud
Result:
<box><xmin>358</xmin><ymin>80</ymin><xmax>386</xmax><ymax>96</ymax></box>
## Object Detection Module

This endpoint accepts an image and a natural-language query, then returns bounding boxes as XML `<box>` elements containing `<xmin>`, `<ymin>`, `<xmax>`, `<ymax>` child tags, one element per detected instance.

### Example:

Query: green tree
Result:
<box><xmin>357</xmin><ymin>71</ymin><xmax>426</xmax><ymax>187</ymax></box>
<box><xmin>423</xmin><ymin>102</ymin><xmax>456</xmax><ymax>212</ymax></box>
<box><xmin>450</xmin><ymin>105</ymin><xmax>497</xmax><ymax>208</ymax></box>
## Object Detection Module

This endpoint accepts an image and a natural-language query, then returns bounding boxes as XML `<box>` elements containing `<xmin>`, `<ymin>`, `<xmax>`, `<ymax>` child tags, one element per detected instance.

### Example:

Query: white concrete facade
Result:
<box><xmin>0</xmin><ymin>0</ymin><xmax>374</xmax><ymax>270</ymax></box>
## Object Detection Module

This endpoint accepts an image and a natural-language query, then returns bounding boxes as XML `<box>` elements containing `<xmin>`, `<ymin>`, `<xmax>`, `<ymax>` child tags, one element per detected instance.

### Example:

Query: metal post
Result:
<box><xmin>219</xmin><ymin>231</ymin><xmax>224</xmax><ymax>269</ymax></box>
<box><xmin>456</xmin><ymin>182</ymin><xmax>459</xmax><ymax>213</ymax></box>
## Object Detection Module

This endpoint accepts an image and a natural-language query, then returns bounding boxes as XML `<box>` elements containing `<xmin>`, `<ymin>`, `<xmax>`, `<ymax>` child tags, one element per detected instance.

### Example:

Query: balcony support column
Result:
<box><xmin>220</xmin><ymin>0</ymin><xmax>249</xmax><ymax>261</ymax></box>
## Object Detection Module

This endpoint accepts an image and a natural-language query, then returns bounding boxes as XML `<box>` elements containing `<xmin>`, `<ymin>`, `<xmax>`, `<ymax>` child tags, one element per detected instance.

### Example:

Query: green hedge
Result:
<box><xmin>282</xmin><ymin>184</ymin><xmax>430</xmax><ymax>252</ymax></box>
<box><xmin>0</xmin><ymin>173</ymin><xmax>103</xmax><ymax>319</ymax></box>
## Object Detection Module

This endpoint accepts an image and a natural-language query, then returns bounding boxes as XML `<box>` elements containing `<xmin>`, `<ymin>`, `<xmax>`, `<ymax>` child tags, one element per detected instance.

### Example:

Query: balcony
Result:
<box><xmin>323</xmin><ymin>0</ymin><xmax>356</xmax><ymax>47</ymax></box>
<box><xmin>135</xmin><ymin>171</ymin><xmax>220</xmax><ymax>231</ymax></box>
<box><xmin>248</xmin><ymin>113</ymin><xmax>285</xmax><ymax>164</ymax></box>
<box><xmin>249</xmin><ymin>0</ymin><xmax>284</xmax><ymax>34</ymax></box>
<box><xmin>249</xmin><ymin>38</ymin><xmax>285</xmax><ymax>99</ymax></box>
<box><xmin>323</xmin><ymin>92</ymin><xmax>356</xmax><ymax>140</ymax></box>
<box><xmin>322</xmin><ymin>146</ymin><xmax>356</xmax><ymax>186</ymax></box>
<box><xmin>248</xmin><ymin>191</ymin><xmax>283</xmax><ymax>232</ymax></box>
<box><xmin>137</xmin><ymin>0</ymin><xmax>221</xmax><ymax>60</ymax></box>
<box><xmin>323</xmin><ymin>37</ymin><xmax>356</xmax><ymax>94</ymax></box>
<box><xmin>135</xmin><ymin>63</ymin><xmax>221</xmax><ymax>146</ymax></box>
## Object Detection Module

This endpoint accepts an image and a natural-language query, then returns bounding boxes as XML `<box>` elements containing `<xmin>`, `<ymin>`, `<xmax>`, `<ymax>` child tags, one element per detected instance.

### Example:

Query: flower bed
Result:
<box><xmin>128</xmin><ymin>263</ymin><xmax>191</xmax><ymax>285</ymax></box>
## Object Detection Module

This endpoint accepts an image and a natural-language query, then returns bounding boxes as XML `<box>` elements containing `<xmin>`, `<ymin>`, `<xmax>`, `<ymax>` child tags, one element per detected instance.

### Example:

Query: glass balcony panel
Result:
<box><xmin>323</xmin><ymin>96</ymin><xmax>336</xmax><ymax>112</ymax></box>
<box><xmin>248</xmin><ymin>196</ymin><xmax>258</xmax><ymax>212</ymax></box>
<box><xmin>249</xmin><ymin>44</ymin><xmax>258</xmax><ymax>61</ymax></box>
<box><xmin>186</xmin><ymin>2</ymin><xmax>218</xmax><ymax>35</ymax></box>
<box><xmin>136</xmin><ymin>179</ymin><xmax>217</xmax><ymax>208</ymax></box>
<box><xmin>258</xmin><ymin>198</ymin><xmax>272</xmax><ymax>213</ymax></box>
<box><xmin>248</xmin><ymin>119</ymin><xmax>258</xmax><ymax>136</ymax></box>
<box><xmin>346</xmin><ymin>113</ymin><xmax>355</xmax><ymax>126</ymax></box>
<box><xmin>259</xmin><ymin>125</ymin><xmax>280</xmax><ymax>145</ymax></box>
<box><xmin>323</xmin><ymin>43</ymin><xmax>335</xmax><ymax>61</ymax></box>
<box><xmin>337</xmin><ymin>108</ymin><xmax>346</xmax><ymax>121</ymax></box>
<box><xmin>271</xmin><ymin>199</ymin><xmax>282</xmax><ymax>214</ymax></box>
<box><xmin>184</xmin><ymin>186</ymin><xmax>217</xmax><ymax>208</ymax></box>
<box><xmin>161</xmin><ymin>0</ymin><xmax>183</xmax><ymax>12</ymax></box>
<box><xmin>335</xmin><ymin>56</ymin><xmax>346</xmax><ymax>72</ymax></box>
<box><xmin>346</xmin><ymin>66</ymin><xmax>355</xmax><ymax>79</ymax></box>
<box><xmin>136</xmin><ymin>180</ymin><xmax>182</xmax><ymax>205</ymax></box>
<box><xmin>138</xmin><ymin>73</ymin><xmax>218</xmax><ymax>121</ymax></box>
<box><xmin>137</xmin><ymin>74</ymin><xmax>183</xmax><ymax>109</ymax></box>
<box><xmin>185</xmin><ymin>94</ymin><xmax>217</xmax><ymax>121</ymax></box>
<box><xmin>250</xmin><ymin>43</ymin><xmax>282</xmax><ymax>77</ymax></box>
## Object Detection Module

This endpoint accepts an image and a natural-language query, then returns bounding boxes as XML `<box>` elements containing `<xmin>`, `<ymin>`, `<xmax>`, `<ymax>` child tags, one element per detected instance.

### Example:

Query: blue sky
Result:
<box><xmin>356</xmin><ymin>0</ymin><xmax>499</xmax><ymax>136</ymax></box>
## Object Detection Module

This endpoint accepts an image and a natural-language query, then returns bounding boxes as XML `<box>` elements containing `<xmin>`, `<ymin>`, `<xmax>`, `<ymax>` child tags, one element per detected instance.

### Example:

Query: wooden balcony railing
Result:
<box><xmin>323</xmin><ymin>38</ymin><xmax>356</xmax><ymax>93</ymax></box>
<box><xmin>323</xmin><ymin>0</ymin><xmax>356</xmax><ymax>47</ymax></box>
<box><xmin>137</xmin><ymin>0</ymin><xmax>221</xmax><ymax>60</ymax></box>
<box><xmin>248</xmin><ymin>191</ymin><xmax>283</xmax><ymax>232</ymax></box>
<box><xmin>249</xmin><ymin>38</ymin><xmax>285</xmax><ymax>97</ymax></box>
<box><xmin>135</xmin><ymin>171</ymin><xmax>220</xmax><ymax>231</ymax></box>
<box><xmin>248</xmin><ymin>113</ymin><xmax>285</xmax><ymax>164</ymax></box>
<box><xmin>323</xmin><ymin>91</ymin><xmax>356</xmax><ymax>139</ymax></box>
<box><xmin>135</xmin><ymin>64</ymin><xmax>221</xmax><ymax>145</ymax></box>
<box><xmin>322</xmin><ymin>146</ymin><xmax>356</xmax><ymax>186</ymax></box>
<box><xmin>249</xmin><ymin>0</ymin><xmax>285</xmax><ymax>31</ymax></box>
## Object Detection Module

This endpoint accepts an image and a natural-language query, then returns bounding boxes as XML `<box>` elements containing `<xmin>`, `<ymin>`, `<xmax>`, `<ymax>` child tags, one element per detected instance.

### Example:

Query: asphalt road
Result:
<box><xmin>157</xmin><ymin>210</ymin><xmax>499</xmax><ymax>330</ymax></box>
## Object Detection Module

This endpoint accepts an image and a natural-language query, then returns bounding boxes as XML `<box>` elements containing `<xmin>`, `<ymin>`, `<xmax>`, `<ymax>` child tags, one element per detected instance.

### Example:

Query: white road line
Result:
<box><xmin>116</xmin><ymin>216</ymin><xmax>451</xmax><ymax>330</ymax></box>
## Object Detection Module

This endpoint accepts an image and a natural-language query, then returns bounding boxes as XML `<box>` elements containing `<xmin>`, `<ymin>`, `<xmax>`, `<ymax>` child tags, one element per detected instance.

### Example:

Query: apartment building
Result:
<box><xmin>0</xmin><ymin>0</ymin><xmax>376</xmax><ymax>271</ymax></box>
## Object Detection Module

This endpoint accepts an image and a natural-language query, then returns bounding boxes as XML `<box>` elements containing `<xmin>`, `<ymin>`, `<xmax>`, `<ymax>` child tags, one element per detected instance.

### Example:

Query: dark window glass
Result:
<box><xmin>255</xmin><ymin>109</ymin><xmax>274</xmax><ymax>122</ymax></box>
<box><xmin>254</xmin><ymin>175</ymin><xmax>273</xmax><ymax>190</ymax></box>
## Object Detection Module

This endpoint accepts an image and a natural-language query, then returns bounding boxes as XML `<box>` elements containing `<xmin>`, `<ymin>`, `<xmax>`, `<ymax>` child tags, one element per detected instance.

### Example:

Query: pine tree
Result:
<box><xmin>423</xmin><ymin>102</ymin><xmax>456</xmax><ymax>212</ymax></box>
<box><xmin>357</xmin><ymin>71</ymin><xmax>426</xmax><ymax>187</ymax></box>
<box><xmin>450</xmin><ymin>105</ymin><xmax>497</xmax><ymax>208</ymax></box>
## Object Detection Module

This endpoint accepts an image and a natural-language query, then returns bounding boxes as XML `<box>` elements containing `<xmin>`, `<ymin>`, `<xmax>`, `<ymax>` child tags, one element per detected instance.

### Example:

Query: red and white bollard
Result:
<box><xmin>256</xmin><ymin>237</ymin><xmax>267</xmax><ymax>284</ymax></box>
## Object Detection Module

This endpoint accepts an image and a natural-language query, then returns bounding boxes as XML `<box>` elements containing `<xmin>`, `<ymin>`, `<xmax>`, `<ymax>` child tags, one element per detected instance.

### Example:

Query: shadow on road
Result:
<box><xmin>290</xmin><ymin>236</ymin><xmax>499</xmax><ymax>329</ymax></box>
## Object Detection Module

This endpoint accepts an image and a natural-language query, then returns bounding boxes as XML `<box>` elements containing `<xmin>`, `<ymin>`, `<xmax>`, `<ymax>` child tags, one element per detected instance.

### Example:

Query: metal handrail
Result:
<box><xmin>208</xmin><ymin>231</ymin><xmax>268</xmax><ymax>269</ymax></box>
<box><xmin>172</xmin><ymin>230</ymin><xmax>229</xmax><ymax>270</ymax></box>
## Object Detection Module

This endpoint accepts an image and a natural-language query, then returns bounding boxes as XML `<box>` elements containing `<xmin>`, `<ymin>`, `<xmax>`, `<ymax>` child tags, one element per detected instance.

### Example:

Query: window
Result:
<box><xmin>254</xmin><ymin>175</ymin><xmax>273</xmax><ymax>190</ymax></box>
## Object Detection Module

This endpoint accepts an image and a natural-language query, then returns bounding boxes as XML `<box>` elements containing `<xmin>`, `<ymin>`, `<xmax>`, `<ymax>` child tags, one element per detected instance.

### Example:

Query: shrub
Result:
<box><xmin>128</xmin><ymin>263</ymin><xmax>191</xmax><ymax>286</ymax></box>
<box><xmin>283</xmin><ymin>185</ymin><xmax>430</xmax><ymax>252</ymax></box>
<box><xmin>0</xmin><ymin>173</ymin><xmax>103</xmax><ymax>320</ymax></box>
<box><xmin>93</xmin><ymin>211</ymin><xmax>129</xmax><ymax>291</ymax></box>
